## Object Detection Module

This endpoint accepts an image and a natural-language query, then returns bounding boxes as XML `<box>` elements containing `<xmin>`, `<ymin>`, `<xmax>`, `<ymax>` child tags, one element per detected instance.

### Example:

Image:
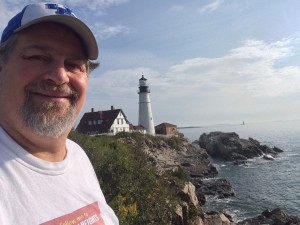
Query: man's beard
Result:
<box><xmin>22</xmin><ymin>82</ymin><xmax>79</xmax><ymax>138</ymax></box>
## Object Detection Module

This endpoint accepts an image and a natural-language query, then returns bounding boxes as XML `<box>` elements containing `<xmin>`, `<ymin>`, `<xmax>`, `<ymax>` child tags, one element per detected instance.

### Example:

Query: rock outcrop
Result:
<box><xmin>237</xmin><ymin>208</ymin><xmax>300</xmax><ymax>225</ymax></box>
<box><xmin>175</xmin><ymin>182</ymin><xmax>205</xmax><ymax>225</ymax></box>
<box><xmin>180</xmin><ymin>140</ymin><xmax>218</xmax><ymax>179</ymax></box>
<box><xmin>199</xmin><ymin>132</ymin><xmax>284</xmax><ymax>163</ymax></box>
<box><xmin>119</xmin><ymin>134</ymin><xmax>236</xmax><ymax>202</ymax></box>
<box><xmin>204</xmin><ymin>211</ymin><xmax>235</xmax><ymax>225</ymax></box>
<box><xmin>196</xmin><ymin>178</ymin><xmax>235</xmax><ymax>199</ymax></box>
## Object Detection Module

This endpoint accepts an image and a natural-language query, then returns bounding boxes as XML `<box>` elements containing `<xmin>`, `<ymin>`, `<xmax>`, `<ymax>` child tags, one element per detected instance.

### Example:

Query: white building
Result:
<box><xmin>138</xmin><ymin>75</ymin><xmax>155</xmax><ymax>135</ymax></box>
<box><xmin>77</xmin><ymin>106</ymin><xmax>130</xmax><ymax>135</ymax></box>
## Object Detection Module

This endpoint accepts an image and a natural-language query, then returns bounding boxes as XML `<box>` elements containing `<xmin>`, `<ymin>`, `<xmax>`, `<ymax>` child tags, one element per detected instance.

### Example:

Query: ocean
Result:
<box><xmin>180</xmin><ymin>120</ymin><xmax>300</xmax><ymax>222</ymax></box>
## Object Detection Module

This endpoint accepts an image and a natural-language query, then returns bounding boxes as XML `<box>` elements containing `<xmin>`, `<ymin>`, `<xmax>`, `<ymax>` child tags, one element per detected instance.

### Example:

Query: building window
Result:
<box><xmin>88</xmin><ymin>121</ymin><xmax>92</xmax><ymax>125</ymax></box>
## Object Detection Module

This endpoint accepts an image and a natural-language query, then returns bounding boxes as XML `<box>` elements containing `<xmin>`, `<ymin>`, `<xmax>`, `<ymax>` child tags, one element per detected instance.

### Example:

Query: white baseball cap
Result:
<box><xmin>0</xmin><ymin>3</ymin><xmax>98</xmax><ymax>60</ymax></box>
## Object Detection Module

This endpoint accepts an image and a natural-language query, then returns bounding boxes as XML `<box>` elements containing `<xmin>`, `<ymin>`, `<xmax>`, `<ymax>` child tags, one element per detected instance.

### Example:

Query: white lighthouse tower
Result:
<box><xmin>138</xmin><ymin>75</ymin><xmax>155</xmax><ymax>135</ymax></box>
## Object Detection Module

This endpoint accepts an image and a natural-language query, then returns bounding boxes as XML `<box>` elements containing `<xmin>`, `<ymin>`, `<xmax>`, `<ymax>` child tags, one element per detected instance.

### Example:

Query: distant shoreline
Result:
<box><xmin>178</xmin><ymin>123</ymin><xmax>247</xmax><ymax>130</ymax></box>
<box><xmin>177</xmin><ymin>126</ymin><xmax>202</xmax><ymax>129</ymax></box>
<box><xmin>177</xmin><ymin>119</ymin><xmax>300</xmax><ymax>130</ymax></box>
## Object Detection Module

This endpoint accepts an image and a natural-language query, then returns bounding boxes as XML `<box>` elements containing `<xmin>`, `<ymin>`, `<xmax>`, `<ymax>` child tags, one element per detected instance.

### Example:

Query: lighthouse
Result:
<box><xmin>138</xmin><ymin>75</ymin><xmax>155</xmax><ymax>135</ymax></box>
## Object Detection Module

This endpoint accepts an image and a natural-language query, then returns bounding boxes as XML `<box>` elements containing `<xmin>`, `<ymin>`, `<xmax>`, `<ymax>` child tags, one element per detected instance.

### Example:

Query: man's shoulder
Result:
<box><xmin>66</xmin><ymin>138</ymin><xmax>90</xmax><ymax>161</ymax></box>
<box><xmin>66</xmin><ymin>138</ymin><xmax>82</xmax><ymax>150</ymax></box>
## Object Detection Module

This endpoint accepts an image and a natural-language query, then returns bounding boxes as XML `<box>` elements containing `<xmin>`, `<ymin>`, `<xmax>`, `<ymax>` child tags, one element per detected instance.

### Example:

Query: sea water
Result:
<box><xmin>180</xmin><ymin>120</ymin><xmax>300</xmax><ymax>222</ymax></box>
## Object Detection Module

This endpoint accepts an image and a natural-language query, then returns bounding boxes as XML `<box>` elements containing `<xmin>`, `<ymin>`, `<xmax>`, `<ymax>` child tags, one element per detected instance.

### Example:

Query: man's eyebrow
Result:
<box><xmin>20</xmin><ymin>45</ymin><xmax>86</xmax><ymax>60</ymax></box>
<box><xmin>20</xmin><ymin>44</ymin><xmax>53</xmax><ymax>52</ymax></box>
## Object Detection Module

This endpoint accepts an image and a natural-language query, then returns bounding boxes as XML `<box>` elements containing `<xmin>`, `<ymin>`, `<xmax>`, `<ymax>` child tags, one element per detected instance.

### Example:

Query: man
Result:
<box><xmin>0</xmin><ymin>3</ymin><xmax>119</xmax><ymax>225</ymax></box>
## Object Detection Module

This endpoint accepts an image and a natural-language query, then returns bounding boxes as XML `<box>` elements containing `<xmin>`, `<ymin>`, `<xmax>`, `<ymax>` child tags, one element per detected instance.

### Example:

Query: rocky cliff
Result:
<box><xmin>118</xmin><ymin>132</ymin><xmax>299</xmax><ymax>225</ymax></box>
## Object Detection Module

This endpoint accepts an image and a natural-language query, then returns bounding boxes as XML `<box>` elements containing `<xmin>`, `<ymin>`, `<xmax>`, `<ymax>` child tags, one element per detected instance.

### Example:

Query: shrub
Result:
<box><xmin>68</xmin><ymin>131</ymin><xmax>181</xmax><ymax>224</ymax></box>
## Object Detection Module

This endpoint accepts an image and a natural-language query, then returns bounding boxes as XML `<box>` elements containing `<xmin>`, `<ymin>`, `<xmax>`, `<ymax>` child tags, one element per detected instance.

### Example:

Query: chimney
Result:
<box><xmin>111</xmin><ymin>105</ymin><xmax>115</xmax><ymax>110</ymax></box>
<box><xmin>91</xmin><ymin>108</ymin><xmax>94</xmax><ymax>112</ymax></box>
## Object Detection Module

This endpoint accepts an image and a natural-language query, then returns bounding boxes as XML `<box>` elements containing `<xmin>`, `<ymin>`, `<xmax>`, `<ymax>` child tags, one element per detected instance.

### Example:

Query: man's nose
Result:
<box><xmin>44</xmin><ymin>61</ymin><xmax>69</xmax><ymax>85</ymax></box>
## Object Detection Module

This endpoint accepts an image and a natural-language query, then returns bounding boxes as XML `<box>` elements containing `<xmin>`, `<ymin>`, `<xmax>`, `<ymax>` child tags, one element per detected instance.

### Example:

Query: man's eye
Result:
<box><xmin>66</xmin><ymin>63</ymin><xmax>80</xmax><ymax>70</ymax></box>
<box><xmin>24</xmin><ymin>55</ymin><xmax>49</xmax><ymax>62</ymax></box>
<box><xmin>67</xmin><ymin>63</ymin><xmax>79</xmax><ymax>69</ymax></box>
<box><xmin>66</xmin><ymin>62</ymin><xmax>86</xmax><ymax>73</ymax></box>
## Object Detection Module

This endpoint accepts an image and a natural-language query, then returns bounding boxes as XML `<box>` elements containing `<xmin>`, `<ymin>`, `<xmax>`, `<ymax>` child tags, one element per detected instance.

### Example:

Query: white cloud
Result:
<box><xmin>229</xmin><ymin>39</ymin><xmax>293</xmax><ymax>60</ymax></box>
<box><xmin>159</xmin><ymin>37</ymin><xmax>300</xmax><ymax>98</ymax></box>
<box><xmin>198</xmin><ymin>0</ymin><xmax>224</xmax><ymax>13</ymax></box>
<box><xmin>93</xmin><ymin>22</ymin><xmax>131</xmax><ymax>39</ymax></box>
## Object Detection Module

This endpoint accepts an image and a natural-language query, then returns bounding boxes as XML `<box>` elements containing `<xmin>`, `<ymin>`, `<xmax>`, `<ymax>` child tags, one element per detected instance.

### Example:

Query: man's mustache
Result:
<box><xmin>25</xmin><ymin>82</ymin><xmax>79</xmax><ymax>101</ymax></box>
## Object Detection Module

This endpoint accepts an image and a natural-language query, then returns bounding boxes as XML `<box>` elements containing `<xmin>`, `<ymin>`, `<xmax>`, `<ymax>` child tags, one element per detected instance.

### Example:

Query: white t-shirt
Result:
<box><xmin>0</xmin><ymin>127</ymin><xmax>119</xmax><ymax>225</ymax></box>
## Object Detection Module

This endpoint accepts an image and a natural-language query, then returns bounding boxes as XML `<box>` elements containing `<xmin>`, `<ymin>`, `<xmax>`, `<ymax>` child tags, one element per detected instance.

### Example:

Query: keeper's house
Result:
<box><xmin>77</xmin><ymin>106</ymin><xmax>130</xmax><ymax>135</ymax></box>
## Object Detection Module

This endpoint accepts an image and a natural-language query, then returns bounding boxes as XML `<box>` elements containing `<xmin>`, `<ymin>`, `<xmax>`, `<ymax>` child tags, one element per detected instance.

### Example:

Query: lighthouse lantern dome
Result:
<box><xmin>139</xmin><ymin>75</ymin><xmax>148</xmax><ymax>87</ymax></box>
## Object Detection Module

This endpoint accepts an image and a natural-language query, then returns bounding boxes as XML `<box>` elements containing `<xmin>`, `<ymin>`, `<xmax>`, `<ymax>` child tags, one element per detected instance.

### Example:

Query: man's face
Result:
<box><xmin>0</xmin><ymin>22</ymin><xmax>89</xmax><ymax>138</ymax></box>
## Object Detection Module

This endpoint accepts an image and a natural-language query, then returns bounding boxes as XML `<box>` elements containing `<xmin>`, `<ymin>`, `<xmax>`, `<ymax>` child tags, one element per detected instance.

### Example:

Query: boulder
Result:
<box><xmin>179</xmin><ymin>182</ymin><xmax>199</xmax><ymax>208</ymax></box>
<box><xmin>180</xmin><ymin>142</ymin><xmax>218</xmax><ymax>179</ymax></box>
<box><xmin>237</xmin><ymin>208</ymin><xmax>300</xmax><ymax>225</ymax></box>
<box><xmin>195</xmin><ymin>178</ymin><xmax>234</xmax><ymax>199</ymax></box>
<box><xmin>175</xmin><ymin>182</ymin><xmax>204</xmax><ymax>225</ymax></box>
<box><xmin>274</xmin><ymin>146</ymin><xmax>284</xmax><ymax>153</ymax></box>
<box><xmin>199</xmin><ymin>132</ymin><xmax>283</xmax><ymax>161</ymax></box>
<box><xmin>204</xmin><ymin>211</ymin><xmax>235</xmax><ymax>225</ymax></box>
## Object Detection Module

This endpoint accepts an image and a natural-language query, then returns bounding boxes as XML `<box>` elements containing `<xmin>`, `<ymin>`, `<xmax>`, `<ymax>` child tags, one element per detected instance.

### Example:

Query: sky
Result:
<box><xmin>1</xmin><ymin>0</ymin><xmax>300</xmax><ymax>127</ymax></box>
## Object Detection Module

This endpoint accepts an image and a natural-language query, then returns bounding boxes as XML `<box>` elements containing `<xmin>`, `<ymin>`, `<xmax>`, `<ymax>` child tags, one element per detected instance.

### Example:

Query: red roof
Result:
<box><xmin>155</xmin><ymin>123</ymin><xmax>177</xmax><ymax>128</ymax></box>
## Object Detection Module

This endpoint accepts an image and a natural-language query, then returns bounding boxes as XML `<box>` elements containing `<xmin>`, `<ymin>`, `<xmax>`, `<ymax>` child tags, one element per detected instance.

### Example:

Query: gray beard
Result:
<box><xmin>22</xmin><ymin>101</ymin><xmax>76</xmax><ymax>138</ymax></box>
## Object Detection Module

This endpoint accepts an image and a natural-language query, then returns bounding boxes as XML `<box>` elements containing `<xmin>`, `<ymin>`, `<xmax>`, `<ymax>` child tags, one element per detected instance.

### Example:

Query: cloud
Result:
<box><xmin>93</xmin><ymin>22</ymin><xmax>131</xmax><ymax>39</ymax></box>
<box><xmin>159</xmin><ymin>37</ymin><xmax>300</xmax><ymax>98</ymax></box>
<box><xmin>229</xmin><ymin>39</ymin><xmax>293</xmax><ymax>60</ymax></box>
<box><xmin>198</xmin><ymin>0</ymin><xmax>224</xmax><ymax>13</ymax></box>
